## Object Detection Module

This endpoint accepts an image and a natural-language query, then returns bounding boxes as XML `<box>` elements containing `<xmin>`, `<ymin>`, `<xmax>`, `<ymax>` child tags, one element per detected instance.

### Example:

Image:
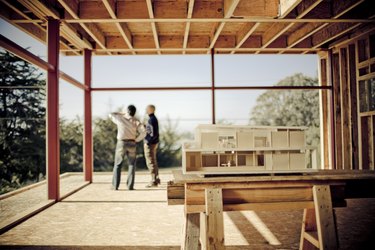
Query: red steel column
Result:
<box><xmin>47</xmin><ymin>18</ymin><xmax>60</xmax><ymax>200</ymax></box>
<box><xmin>211</xmin><ymin>49</ymin><xmax>216</xmax><ymax>124</ymax></box>
<box><xmin>84</xmin><ymin>49</ymin><xmax>93</xmax><ymax>182</ymax></box>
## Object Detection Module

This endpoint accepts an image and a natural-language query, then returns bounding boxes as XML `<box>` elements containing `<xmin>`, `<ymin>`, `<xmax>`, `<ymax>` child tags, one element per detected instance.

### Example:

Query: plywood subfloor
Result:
<box><xmin>0</xmin><ymin>174</ymin><xmax>86</xmax><ymax>222</ymax></box>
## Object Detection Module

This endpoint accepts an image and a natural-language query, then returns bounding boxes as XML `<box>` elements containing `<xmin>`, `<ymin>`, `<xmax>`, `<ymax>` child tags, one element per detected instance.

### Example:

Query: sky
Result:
<box><xmin>0</xmin><ymin>18</ymin><xmax>318</xmax><ymax>132</ymax></box>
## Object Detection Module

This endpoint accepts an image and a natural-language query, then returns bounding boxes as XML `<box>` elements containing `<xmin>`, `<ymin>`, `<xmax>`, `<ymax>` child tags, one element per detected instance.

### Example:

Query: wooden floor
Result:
<box><xmin>0</xmin><ymin>171</ymin><xmax>375</xmax><ymax>249</ymax></box>
<box><xmin>0</xmin><ymin>173</ymin><xmax>87</xmax><ymax>223</ymax></box>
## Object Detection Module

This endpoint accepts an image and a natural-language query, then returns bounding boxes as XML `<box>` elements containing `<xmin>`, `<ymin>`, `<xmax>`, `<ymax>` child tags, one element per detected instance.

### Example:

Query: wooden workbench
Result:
<box><xmin>167</xmin><ymin>170</ymin><xmax>375</xmax><ymax>250</ymax></box>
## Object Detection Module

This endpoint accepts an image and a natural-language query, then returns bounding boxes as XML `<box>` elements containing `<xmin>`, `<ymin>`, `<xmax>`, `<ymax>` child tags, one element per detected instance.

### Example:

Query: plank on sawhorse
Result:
<box><xmin>182</xmin><ymin>213</ymin><xmax>200</xmax><ymax>250</ymax></box>
<box><xmin>200</xmin><ymin>187</ymin><xmax>225</xmax><ymax>250</ymax></box>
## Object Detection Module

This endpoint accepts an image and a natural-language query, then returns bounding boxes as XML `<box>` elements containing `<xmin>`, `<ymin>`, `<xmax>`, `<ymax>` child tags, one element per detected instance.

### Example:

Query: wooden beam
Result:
<box><xmin>312</xmin><ymin>22</ymin><xmax>361</xmax><ymax>48</ymax></box>
<box><xmin>182</xmin><ymin>213</ymin><xmax>200</xmax><ymax>250</ymax></box>
<box><xmin>262</xmin><ymin>0</ymin><xmax>323</xmax><ymax>54</ymax></box>
<box><xmin>102</xmin><ymin>0</ymin><xmax>134</xmax><ymax>55</ymax></box>
<box><xmin>339</xmin><ymin>48</ymin><xmax>351</xmax><ymax>170</ymax></box>
<box><xmin>0</xmin><ymin>0</ymin><xmax>80</xmax><ymax>52</ymax></box>
<box><xmin>260</xmin><ymin>23</ymin><xmax>294</xmax><ymax>49</ymax></box>
<box><xmin>0</xmin><ymin>6</ymin><xmax>75</xmax><ymax>54</ymax></box>
<box><xmin>327</xmin><ymin>50</ymin><xmax>336</xmax><ymax>170</ymax></box>
<box><xmin>332</xmin><ymin>0</ymin><xmax>365</xmax><ymax>18</ymax></box>
<box><xmin>61</xmin><ymin>18</ymin><xmax>374</xmax><ymax>24</ymax></box>
<box><xmin>208</xmin><ymin>0</ymin><xmax>240</xmax><ymax>51</ymax></box>
<box><xmin>18</xmin><ymin>0</ymin><xmax>91</xmax><ymax>50</ymax></box>
<box><xmin>58</xmin><ymin>0</ymin><xmax>107</xmax><ymax>51</ymax></box>
<box><xmin>231</xmin><ymin>22</ymin><xmax>260</xmax><ymax>54</ymax></box>
<box><xmin>81</xmin><ymin>23</ymin><xmax>106</xmax><ymax>49</ymax></box>
<box><xmin>299</xmin><ymin>208</ymin><xmax>317</xmax><ymax>249</ymax></box>
<box><xmin>223</xmin><ymin>0</ymin><xmax>240</xmax><ymax>17</ymax></box>
<box><xmin>312</xmin><ymin>185</ymin><xmax>338</xmax><ymax>249</ymax></box>
<box><xmin>82</xmin><ymin>47</ymin><xmax>319</xmax><ymax>54</ymax></box>
<box><xmin>146</xmin><ymin>0</ymin><xmax>160</xmax><ymax>54</ymax></box>
<box><xmin>102</xmin><ymin>0</ymin><xmax>116</xmax><ymax>18</ymax></box>
<box><xmin>348</xmin><ymin>44</ymin><xmax>359</xmax><ymax>170</ymax></box>
<box><xmin>282</xmin><ymin>0</ymin><xmax>366</xmax><ymax>53</ymax></box>
<box><xmin>182</xmin><ymin>0</ymin><xmax>195</xmax><ymax>54</ymax></box>
<box><xmin>318</xmin><ymin>57</ymin><xmax>330</xmax><ymax>169</ymax></box>
<box><xmin>287</xmin><ymin>22</ymin><xmax>322</xmax><ymax>48</ymax></box>
<box><xmin>279</xmin><ymin>0</ymin><xmax>302</xmax><ymax>18</ymax></box>
<box><xmin>200</xmin><ymin>188</ymin><xmax>224</xmax><ymax>250</ymax></box>
<box><xmin>332</xmin><ymin>53</ymin><xmax>342</xmax><ymax>170</ymax></box>
<box><xmin>234</xmin><ymin>0</ymin><xmax>278</xmax><ymax>17</ymax></box>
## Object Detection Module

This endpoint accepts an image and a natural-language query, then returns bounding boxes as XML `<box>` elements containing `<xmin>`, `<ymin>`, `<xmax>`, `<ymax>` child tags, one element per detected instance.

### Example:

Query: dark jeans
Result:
<box><xmin>112</xmin><ymin>140</ymin><xmax>137</xmax><ymax>190</ymax></box>
<box><xmin>144</xmin><ymin>143</ymin><xmax>159</xmax><ymax>184</ymax></box>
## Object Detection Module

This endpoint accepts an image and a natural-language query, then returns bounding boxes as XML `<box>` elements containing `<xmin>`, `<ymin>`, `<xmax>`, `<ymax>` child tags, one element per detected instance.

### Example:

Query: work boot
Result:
<box><xmin>145</xmin><ymin>182</ymin><xmax>158</xmax><ymax>188</ymax></box>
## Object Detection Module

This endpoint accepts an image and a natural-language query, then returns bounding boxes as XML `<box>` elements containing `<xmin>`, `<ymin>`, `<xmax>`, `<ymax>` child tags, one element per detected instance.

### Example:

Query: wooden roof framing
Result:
<box><xmin>0</xmin><ymin>0</ymin><xmax>374</xmax><ymax>56</ymax></box>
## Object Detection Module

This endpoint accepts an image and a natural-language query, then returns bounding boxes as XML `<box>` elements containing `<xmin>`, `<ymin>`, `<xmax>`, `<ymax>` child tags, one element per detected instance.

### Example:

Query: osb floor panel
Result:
<box><xmin>1</xmin><ymin>172</ymin><xmax>375</xmax><ymax>250</ymax></box>
<box><xmin>0</xmin><ymin>174</ymin><xmax>86</xmax><ymax>222</ymax></box>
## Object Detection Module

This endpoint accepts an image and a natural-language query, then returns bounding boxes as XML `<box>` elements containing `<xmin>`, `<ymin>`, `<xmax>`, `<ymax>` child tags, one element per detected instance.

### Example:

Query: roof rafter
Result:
<box><xmin>207</xmin><ymin>0</ymin><xmax>240</xmax><ymax>53</ymax></box>
<box><xmin>182</xmin><ymin>0</ymin><xmax>195</xmax><ymax>55</ymax></box>
<box><xmin>282</xmin><ymin>0</ymin><xmax>366</xmax><ymax>54</ymax></box>
<box><xmin>256</xmin><ymin>0</ymin><xmax>323</xmax><ymax>54</ymax></box>
<box><xmin>311</xmin><ymin>18</ymin><xmax>372</xmax><ymax>48</ymax></box>
<box><xmin>102</xmin><ymin>0</ymin><xmax>135</xmax><ymax>55</ymax></box>
<box><xmin>57</xmin><ymin>0</ymin><xmax>109</xmax><ymax>54</ymax></box>
<box><xmin>17</xmin><ymin>0</ymin><xmax>92</xmax><ymax>50</ymax></box>
<box><xmin>146</xmin><ymin>0</ymin><xmax>160</xmax><ymax>55</ymax></box>
<box><xmin>230</xmin><ymin>23</ymin><xmax>260</xmax><ymax>54</ymax></box>
<box><xmin>0</xmin><ymin>0</ymin><xmax>79</xmax><ymax>55</ymax></box>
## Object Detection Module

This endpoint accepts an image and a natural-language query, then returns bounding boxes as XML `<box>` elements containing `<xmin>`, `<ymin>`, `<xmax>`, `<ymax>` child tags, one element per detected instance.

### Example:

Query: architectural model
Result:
<box><xmin>182</xmin><ymin>125</ymin><xmax>317</xmax><ymax>174</ymax></box>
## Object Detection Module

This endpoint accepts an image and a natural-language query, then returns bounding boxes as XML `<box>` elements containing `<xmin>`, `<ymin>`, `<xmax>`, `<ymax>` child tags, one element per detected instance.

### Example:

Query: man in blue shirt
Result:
<box><xmin>144</xmin><ymin>105</ymin><xmax>160</xmax><ymax>187</ymax></box>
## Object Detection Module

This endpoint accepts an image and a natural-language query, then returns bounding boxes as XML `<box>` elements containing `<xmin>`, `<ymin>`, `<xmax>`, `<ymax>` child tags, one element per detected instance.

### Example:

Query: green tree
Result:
<box><xmin>250</xmin><ymin>73</ymin><xmax>320</xmax><ymax>147</ymax></box>
<box><xmin>60</xmin><ymin>117</ymin><xmax>83</xmax><ymax>173</ymax></box>
<box><xmin>93</xmin><ymin>116</ymin><xmax>117</xmax><ymax>171</ymax></box>
<box><xmin>156</xmin><ymin>118</ymin><xmax>183</xmax><ymax>167</ymax></box>
<box><xmin>0</xmin><ymin>51</ymin><xmax>46</xmax><ymax>194</ymax></box>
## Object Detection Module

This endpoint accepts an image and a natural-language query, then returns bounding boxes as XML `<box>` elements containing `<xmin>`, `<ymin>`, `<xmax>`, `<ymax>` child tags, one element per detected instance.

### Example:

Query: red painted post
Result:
<box><xmin>211</xmin><ymin>49</ymin><xmax>216</xmax><ymax>124</ymax></box>
<box><xmin>84</xmin><ymin>49</ymin><xmax>93</xmax><ymax>182</ymax></box>
<box><xmin>47</xmin><ymin>18</ymin><xmax>60</xmax><ymax>200</ymax></box>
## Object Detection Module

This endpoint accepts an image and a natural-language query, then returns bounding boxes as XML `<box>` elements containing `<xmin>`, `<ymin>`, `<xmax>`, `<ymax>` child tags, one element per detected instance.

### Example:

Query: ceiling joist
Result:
<box><xmin>280</xmin><ymin>0</ymin><xmax>368</xmax><ymax>53</ymax></box>
<box><xmin>146</xmin><ymin>0</ymin><xmax>160</xmax><ymax>55</ymax></box>
<box><xmin>58</xmin><ymin>0</ymin><xmax>109</xmax><ymax>55</ymax></box>
<box><xmin>102</xmin><ymin>0</ymin><xmax>135</xmax><ymax>55</ymax></box>
<box><xmin>182</xmin><ymin>0</ymin><xmax>195</xmax><ymax>54</ymax></box>
<box><xmin>208</xmin><ymin>0</ymin><xmax>240</xmax><ymax>53</ymax></box>
<box><xmin>0</xmin><ymin>0</ymin><xmax>372</xmax><ymax>56</ymax></box>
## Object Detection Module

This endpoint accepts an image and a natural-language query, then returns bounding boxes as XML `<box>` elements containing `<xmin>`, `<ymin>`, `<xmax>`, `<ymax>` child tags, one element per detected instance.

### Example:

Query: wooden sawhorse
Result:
<box><xmin>182</xmin><ymin>185</ymin><xmax>338</xmax><ymax>250</ymax></box>
<box><xmin>167</xmin><ymin>170</ymin><xmax>375</xmax><ymax>250</ymax></box>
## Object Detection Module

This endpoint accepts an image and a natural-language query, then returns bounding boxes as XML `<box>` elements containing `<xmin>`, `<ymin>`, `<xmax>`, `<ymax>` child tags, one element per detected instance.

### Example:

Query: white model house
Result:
<box><xmin>182</xmin><ymin>124</ymin><xmax>317</xmax><ymax>174</ymax></box>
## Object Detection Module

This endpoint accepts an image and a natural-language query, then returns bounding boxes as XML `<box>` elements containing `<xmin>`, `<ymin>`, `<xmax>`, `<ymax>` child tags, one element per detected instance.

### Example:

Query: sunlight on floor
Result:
<box><xmin>242</xmin><ymin>211</ymin><xmax>281</xmax><ymax>245</ymax></box>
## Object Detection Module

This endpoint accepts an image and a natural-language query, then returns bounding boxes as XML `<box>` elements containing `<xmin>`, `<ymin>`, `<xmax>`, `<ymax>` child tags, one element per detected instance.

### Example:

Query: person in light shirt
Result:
<box><xmin>109</xmin><ymin>105</ymin><xmax>146</xmax><ymax>190</ymax></box>
<box><xmin>144</xmin><ymin>105</ymin><xmax>160</xmax><ymax>188</ymax></box>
